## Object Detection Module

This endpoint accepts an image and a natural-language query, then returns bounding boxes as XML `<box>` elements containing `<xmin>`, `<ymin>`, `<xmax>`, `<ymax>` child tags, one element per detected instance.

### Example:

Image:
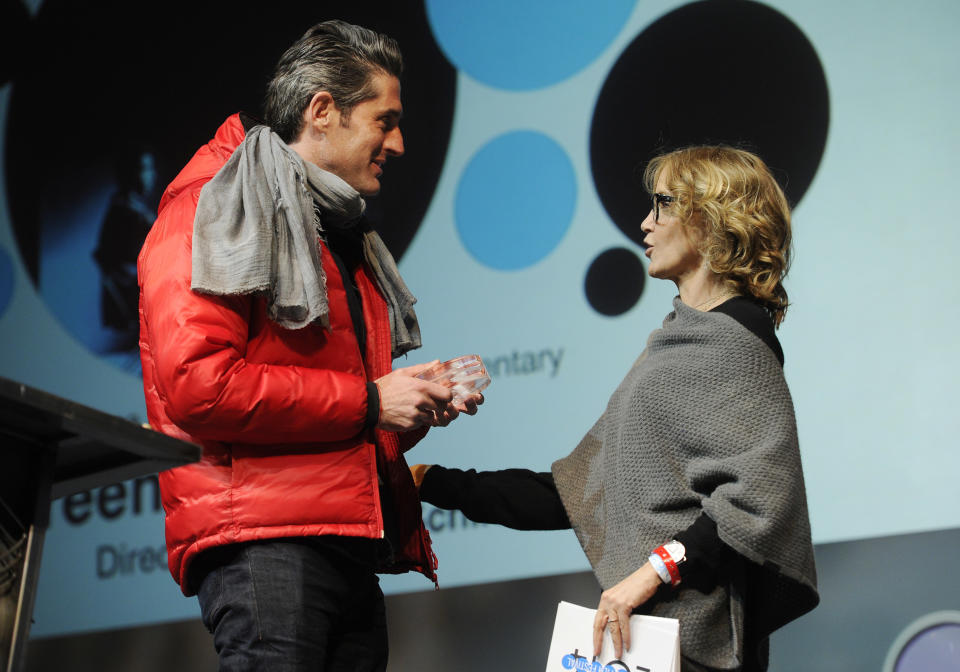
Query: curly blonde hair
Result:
<box><xmin>643</xmin><ymin>146</ymin><xmax>792</xmax><ymax>327</ymax></box>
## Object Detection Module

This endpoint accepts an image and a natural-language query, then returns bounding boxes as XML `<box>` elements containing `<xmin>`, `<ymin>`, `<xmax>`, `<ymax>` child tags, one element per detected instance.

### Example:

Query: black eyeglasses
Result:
<box><xmin>653</xmin><ymin>193</ymin><xmax>675</xmax><ymax>223</ymax></box>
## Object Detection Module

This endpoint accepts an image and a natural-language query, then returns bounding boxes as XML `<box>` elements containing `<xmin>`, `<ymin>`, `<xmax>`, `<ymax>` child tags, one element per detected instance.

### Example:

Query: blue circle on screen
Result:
<box><xmin>0</xmin><ymin>247</ymin><xmax>14</xmax><ymax>317</ymax></box>
<box><xmin>425</xmin><ymin>0</ymin><xmax>636</xmax><ymax>90</ymax></box>
<box><xmin>895</xmin><ymin>623</ymin><xmax>960</xmax><ymax>671</ymax></box>
<box><xmin>455</xmin><ymin>131</ymin><xmax>576</xmax><ymax>270</ymax></box>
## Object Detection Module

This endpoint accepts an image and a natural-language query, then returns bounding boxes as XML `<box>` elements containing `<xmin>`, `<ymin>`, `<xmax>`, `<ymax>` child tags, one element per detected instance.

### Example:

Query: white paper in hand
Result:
<box><xmin>544</xmin><ymin>601</ymin><xmax>680</xmax><ymax>672</ymax></box>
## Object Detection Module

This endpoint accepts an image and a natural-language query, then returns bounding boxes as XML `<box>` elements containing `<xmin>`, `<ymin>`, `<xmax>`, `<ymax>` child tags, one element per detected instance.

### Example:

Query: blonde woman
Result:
<box><xmin>415</xmin><ymin>146</ymin><xmax>819</xmax><ymax>672</ymax></box>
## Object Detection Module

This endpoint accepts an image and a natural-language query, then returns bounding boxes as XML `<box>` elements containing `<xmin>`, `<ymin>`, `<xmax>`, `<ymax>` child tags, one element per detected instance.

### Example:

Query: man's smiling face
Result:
<box><xmin>316</xmin><ymin>73</ymin><xmax>404</xmax><ymax>196</ymax></box>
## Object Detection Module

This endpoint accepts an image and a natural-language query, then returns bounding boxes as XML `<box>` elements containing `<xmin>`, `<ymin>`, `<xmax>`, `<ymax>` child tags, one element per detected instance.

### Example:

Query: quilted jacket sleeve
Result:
<box><xmin>139</xmin><ymin>192</ymin><xmax>369</xmax><ymax>445</ymax></box>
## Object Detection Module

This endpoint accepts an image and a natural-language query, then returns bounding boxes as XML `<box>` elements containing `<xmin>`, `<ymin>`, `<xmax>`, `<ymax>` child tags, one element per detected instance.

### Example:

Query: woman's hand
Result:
<box><xmin>592</xmin><ymin>563</ymin><xmax>662</xmax><ymax>659</ymax></box>
<box><xmin>409</xmin><ymin>464</ymin><xmax>432</xmax><ymax>491</ymax></box>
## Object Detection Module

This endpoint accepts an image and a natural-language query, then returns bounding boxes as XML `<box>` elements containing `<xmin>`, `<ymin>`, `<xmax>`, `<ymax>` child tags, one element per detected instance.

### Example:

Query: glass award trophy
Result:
<box><xmin>415</xmin><ymin>354</ymin><xmax>490</xmax><ymax>405</ymax></box>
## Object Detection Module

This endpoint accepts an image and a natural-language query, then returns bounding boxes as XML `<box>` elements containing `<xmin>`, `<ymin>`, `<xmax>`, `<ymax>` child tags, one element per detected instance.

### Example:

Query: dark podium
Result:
<box><xmin>0</xmin><ymin>377</ymin><xmax>201</xmax><ymax>672</ymax></box>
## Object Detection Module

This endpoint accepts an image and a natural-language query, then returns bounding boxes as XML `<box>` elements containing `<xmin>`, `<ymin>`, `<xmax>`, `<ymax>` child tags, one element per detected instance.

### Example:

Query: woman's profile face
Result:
<box><xmin>640</xmin><ymin>175</ymin><xmax>703</xmax><ymax>284</ymax></box>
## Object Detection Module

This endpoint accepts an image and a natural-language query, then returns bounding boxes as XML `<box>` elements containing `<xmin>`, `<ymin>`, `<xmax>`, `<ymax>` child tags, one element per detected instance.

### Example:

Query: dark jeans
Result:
<box><xmin>196</xmin><ymin>538</ymin><xmax>388</xmax><ymax>672</ymax></box>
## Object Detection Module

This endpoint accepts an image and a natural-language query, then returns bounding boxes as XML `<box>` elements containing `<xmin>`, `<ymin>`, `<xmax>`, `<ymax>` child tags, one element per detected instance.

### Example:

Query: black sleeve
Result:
<box><xmin>673</xmin><ymin>512</ymin><xmax>737</xmax><ymax>580</ymax></box>
<box><xmin>420</xmin><ymin>468</ymin><xmax>735</xmax><ymax>580</ymax></box>
<box><xmin>364</xmin><ymin>382</ymin><xmax>380</xmax><ymax>429</ymax></box>
<box><xmin>420</xmin><ymin>466</ymin><xmax>571</xmax><ymax>531</ymax></box>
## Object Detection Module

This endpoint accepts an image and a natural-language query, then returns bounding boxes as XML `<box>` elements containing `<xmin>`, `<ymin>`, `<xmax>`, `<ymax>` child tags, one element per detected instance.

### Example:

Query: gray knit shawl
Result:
<box><xmin>190</xmin><ymin>125</ymin><xmax>421</xmax><ymax>358</ymax></box>
<box><xmin>552</xmin><ymin>298</ymin><xmax>818</xmax><ymax>669</ymax></box>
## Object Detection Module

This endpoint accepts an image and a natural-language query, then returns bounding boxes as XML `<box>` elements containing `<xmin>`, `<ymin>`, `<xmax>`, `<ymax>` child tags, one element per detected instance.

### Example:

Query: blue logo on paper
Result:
<box><xmin>560</xmin><ymin>649</ymin><xmax>642</xmax><ymax>672</ymax></box>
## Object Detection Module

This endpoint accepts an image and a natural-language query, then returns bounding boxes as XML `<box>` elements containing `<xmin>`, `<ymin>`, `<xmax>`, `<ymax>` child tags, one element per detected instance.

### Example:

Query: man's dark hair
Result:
<box><xmin>265</xmin><ymin>20</ymin><xmax>404</xmax><ymax>143</ymax></box>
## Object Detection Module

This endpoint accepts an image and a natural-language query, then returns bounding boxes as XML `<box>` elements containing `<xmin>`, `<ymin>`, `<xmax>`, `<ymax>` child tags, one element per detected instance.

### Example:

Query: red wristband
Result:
<box><xmin>653</xmin><ymin>545</ymin><xmax>682</xmax><ymax>587</ymax></box>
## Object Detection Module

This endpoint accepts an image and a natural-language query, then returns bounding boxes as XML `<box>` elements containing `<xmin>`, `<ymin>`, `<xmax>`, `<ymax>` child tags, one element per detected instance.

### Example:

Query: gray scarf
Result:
<box><xmin>552</xmin><ymin>298</ymin><xmax>818</xmax><ymax>669</ymax></box>
<box><xmin>191</xmin><ymin>125</ymin><xmax>421</xmax><ymax>358</ymax></box>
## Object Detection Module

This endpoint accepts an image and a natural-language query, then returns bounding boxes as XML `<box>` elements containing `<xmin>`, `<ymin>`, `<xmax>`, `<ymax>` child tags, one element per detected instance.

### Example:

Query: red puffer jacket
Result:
<box><xmin>138</xmin><ymin>114</ymin><xmax>435</xmax><ymax>595</ymax></box>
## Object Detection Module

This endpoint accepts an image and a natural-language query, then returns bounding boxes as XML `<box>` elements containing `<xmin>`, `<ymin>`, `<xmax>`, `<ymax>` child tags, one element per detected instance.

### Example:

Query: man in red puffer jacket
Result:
<box><xmin>138</xmin><ymin>20</ymin><xmax>479</xmax><ymax>671</ymax></box>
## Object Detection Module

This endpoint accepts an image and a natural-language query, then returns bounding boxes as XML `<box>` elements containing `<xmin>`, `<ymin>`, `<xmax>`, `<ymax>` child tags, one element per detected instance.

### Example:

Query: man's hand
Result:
<box><xmin>592</xmin><ymin>563</ymin><xmax>662</xmax><ymax>659</ymax></box>
<box><xmin>375</xmin><ymin>362</ymin><xmax>453</xmax><ymax>431</ymax></box>
<box><xmin>432</xmin><ymin>392</ymin><xmax>484</xmax><ymax>427</ymax></box>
